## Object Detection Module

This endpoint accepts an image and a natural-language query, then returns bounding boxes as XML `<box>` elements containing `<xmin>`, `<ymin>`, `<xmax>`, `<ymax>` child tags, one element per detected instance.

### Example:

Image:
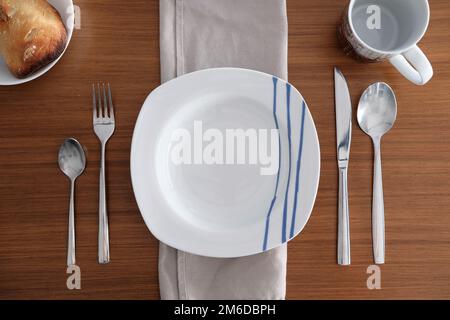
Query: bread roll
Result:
<box><xmin>0</xmin><ymin>0</ymin><xmax>67</xmax><ymax>78</ymax></box>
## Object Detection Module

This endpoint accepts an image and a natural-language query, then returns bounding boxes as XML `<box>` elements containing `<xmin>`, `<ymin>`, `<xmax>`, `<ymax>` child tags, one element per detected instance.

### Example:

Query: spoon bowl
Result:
<box><xmin>58</xmin><ymin>138</ymin><xmax>86</xmax><ymax>180</ymax></box>
<box><xmin>357</xmin><ymin>82</ymin><xmax>397</xmax><ymax>140</ymax></box>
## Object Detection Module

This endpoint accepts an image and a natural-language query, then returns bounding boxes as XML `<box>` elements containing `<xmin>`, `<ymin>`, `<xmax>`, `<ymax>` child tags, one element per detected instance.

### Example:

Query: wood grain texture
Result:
<box><xmin>0</xmin><ymin>0</ymin><xmax>449</xmax><ymax>299</ymax></box>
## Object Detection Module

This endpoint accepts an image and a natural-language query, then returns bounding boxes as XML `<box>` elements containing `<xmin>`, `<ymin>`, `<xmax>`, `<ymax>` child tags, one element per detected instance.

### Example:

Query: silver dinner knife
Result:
<box><xmin>334</xmin><ymin>67</ymin><xmax>352</xmax><ymax>266</ymax></box>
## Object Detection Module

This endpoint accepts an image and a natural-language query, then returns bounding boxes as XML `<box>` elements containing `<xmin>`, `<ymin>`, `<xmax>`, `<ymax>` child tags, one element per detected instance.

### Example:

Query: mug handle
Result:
<box><xmin>389</xmin><ymin>46</ymin><xmax>433</xmax><ymax>85</ymax></box>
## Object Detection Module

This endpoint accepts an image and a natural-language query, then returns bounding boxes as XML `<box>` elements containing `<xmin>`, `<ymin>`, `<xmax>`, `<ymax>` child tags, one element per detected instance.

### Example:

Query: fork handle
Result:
<box><xmin>98</xmin><ymin>143</ymin><xmax>110</xmax><ymax>264</ymax></box>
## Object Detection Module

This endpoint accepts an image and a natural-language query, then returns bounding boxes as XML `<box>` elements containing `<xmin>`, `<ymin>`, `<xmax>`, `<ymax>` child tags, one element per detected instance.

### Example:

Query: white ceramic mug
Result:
<box><xmin>338</xmin><ymin>0</ymin><xmax>433</xmax><ymax>85</ymax></box>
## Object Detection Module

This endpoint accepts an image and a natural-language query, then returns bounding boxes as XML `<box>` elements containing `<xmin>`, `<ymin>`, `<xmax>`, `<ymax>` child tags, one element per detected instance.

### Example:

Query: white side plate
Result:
<box><xmin>131</xmin><ymin>68</ymin><xmax>320</xmax><ymax>257</ymax></box>
<box><xmin>0</xmin><ymin>0</ymin><xmax>74</xmax><ymax>85</ymax></box>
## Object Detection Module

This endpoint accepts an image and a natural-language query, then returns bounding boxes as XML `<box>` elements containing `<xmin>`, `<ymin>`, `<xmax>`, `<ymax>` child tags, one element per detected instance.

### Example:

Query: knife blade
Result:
<box><xmin>334</xmin><ymin>67</ymin><xmax>352</xmax><ymax>266</ymax></box>
<box><xmin>335</xmin><ymin>67</ymin><xmax>352</xmax><ymax>163</ymax></box>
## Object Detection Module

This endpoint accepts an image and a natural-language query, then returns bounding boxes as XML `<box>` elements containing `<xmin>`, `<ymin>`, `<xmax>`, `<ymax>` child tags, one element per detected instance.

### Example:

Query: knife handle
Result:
<box><xmin>338</xmin><ymin>165</ymin><xmax>351</xmax><ymax>265</ymax></box>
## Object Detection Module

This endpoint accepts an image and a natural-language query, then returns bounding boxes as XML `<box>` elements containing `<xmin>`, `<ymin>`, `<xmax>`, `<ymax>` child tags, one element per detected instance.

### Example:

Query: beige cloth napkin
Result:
<box><xmin>159</xmin><ymin>0</ymin><xmax>288</xmax><ymax>300</ymax></box>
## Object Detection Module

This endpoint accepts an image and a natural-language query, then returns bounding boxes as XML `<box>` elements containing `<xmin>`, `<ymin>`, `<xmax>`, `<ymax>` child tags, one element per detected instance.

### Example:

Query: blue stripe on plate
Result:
<box><xmin>263</xmin><ymin>77</ymin><xmax>281</xmax><ymax>251</ymax></box>
<box><xmin>281</xmin><ymin>84</ymin><xmax>292</xmax><ymax>243</ymax></box>
<box><xmin>289</xmin><ymin>100</ymin><xmax>307</xmax><ymax>239</ymax></box>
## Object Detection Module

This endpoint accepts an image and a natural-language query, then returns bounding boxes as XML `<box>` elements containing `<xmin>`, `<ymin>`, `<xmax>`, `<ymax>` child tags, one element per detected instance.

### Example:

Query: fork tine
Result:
<box><xmin>102</xmin><ymin>83</ymin><xmax>109</xmax><ymax>118</ymax></box>
<box><xmin>92</xmin><ymin>84</ymin><xmax>97</xmax><ymax>119</ymax></box>
<box><xmin>107</xmin><ymin>83</ymin><xmax>115</xmax><ymax>122</ymax></box>
<box><xmin>97</xmin><ymin>83</ymin><xmax>103</xmax><ymax>118</ymax></box>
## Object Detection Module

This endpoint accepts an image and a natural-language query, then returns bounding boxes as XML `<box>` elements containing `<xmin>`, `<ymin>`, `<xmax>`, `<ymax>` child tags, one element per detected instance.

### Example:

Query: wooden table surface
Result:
<box><xmin>1</xmin><ymin>0</ymin><xmax>450</xmax><ymax>300</ymax></box>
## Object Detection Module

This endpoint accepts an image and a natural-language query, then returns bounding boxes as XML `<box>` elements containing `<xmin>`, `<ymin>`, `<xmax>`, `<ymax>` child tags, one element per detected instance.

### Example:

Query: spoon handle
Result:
<box><xmin>372</xmin><ymin>139</ymin><xmax>385</xmax><ymax>264</ymax></box>
<box><xmin>67</xmin><ymin>179</ymin><xmax>76</xmax><ymax>266</ymax></box>
<box><xmin>338</xmin><ymin>165</ymin><xmax>351</xmax><ymax>265</ymax></box>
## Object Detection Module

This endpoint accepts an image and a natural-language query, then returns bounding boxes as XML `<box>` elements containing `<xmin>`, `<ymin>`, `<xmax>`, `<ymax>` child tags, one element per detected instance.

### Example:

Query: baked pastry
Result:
<box><xmin>0</xmin><ymin>0</ymin><xmax>67</xmax><ymax>78</ymax></box>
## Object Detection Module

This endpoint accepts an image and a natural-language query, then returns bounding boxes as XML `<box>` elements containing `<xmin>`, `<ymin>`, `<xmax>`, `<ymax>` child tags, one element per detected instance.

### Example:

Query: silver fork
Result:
<box><xmin>92</xmin><ymin>83</ymin><xmax>115</xmax><ymax>264</ymax></box>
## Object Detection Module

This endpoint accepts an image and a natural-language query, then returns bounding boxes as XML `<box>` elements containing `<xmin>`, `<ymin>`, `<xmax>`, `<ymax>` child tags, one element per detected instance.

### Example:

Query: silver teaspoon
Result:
<box><xmin>58</xmin><ymin>138</ymin><xmax>86</xmax><ymax>266</ymax></box>
<box><xmin>357</xmin><ymin>82</ymin><xmax>397</xmax><ymax>265</ymax></box>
